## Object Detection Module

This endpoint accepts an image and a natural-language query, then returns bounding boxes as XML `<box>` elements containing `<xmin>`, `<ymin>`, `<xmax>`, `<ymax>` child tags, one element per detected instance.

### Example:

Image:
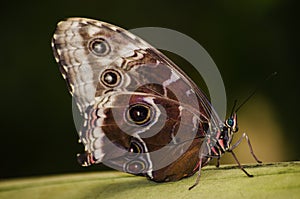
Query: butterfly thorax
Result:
<box><xmin>202</xmin><ymin>113</ymin><xmax>238</xmax><ymax>160</ymax></box>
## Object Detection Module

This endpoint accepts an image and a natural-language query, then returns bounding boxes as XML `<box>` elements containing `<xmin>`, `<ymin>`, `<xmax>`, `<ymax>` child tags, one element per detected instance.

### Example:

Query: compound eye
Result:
<box><xmin>226</xmin><ymin>118</ymin><xmax>234</xmax><ymax>127</ymax></box>
<box><xmin>89</xmin><ymin>38</ymin><xmax>111</xmax><ymax>56</ymax></box>
<box><xmin>226</xmin><ymin>117</ymin><xmax>238</xmax><ymax>132</ymax></box>
<box><xmin>126</xmin><ymin>104</ymin><xmax>152</xmax><ymax>125</ymax></box>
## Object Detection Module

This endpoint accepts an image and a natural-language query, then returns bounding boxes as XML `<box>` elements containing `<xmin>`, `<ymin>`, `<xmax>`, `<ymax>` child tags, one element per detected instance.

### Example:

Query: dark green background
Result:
<box><xmin>1</xmin><ymin>0</ymin><xmax>299</xmax><ymax>178</ymax></box>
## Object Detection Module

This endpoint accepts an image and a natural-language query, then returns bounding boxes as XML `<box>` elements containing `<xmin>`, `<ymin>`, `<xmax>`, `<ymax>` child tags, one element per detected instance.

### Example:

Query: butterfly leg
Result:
<box><xmin>229</xmin><ymin>150</ymin><xmax>253</xmax><ymax>177</ymax></box>
<box><xmin>230</xmin><ymin>132</ymin><xmax>262</xmax><ymax>163</ymax></box>
<box><xmin>188</xmin><ymin>155</ymin><xmax>204</xmax><ymax>190</ymax></box>
<box><xmin>215</xmin><ymin>157</ymin><xmax>220</xmax><ymax>168</ymax></box>
<box><xmin>228</xmin><ymin>132</ymin><xmax>262</xmax><ymax>177</ymax></box>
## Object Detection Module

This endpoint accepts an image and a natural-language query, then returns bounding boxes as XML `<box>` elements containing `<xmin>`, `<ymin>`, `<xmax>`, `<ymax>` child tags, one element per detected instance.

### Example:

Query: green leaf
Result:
<box><xmin>0</xmin><ymin>162</ymin><xmax>299</xmax><ymax>199</ymax></box>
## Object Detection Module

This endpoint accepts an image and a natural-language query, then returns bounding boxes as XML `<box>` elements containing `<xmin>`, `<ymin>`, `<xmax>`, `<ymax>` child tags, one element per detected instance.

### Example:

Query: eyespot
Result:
<box><xmin>128</xmin><ymin>139</ymin><xmax>145</xmax><ymax>158</ymax></box>
<box><xmin>126</xmin><ymin>103</ymin><xmax>153</xmax><ymax>125</ymax></box>
<box><xmin>125</xmin><ymin>160</ymin><xmax>146</xmax><ymax>174</ymax></box>
<box><xmin>129</xmin><ymin>141</ymin><xmax>143</xmax><ymax>153</ymax></box>
<box><xmin>100</xmin><ymin>69</ymin><xmax>121</xmax><ymax>87</ymax></box>
<box><xmin>88</xmin><ymin>38</ymin><xmax>110</xmax><ymax>56</ymax></box>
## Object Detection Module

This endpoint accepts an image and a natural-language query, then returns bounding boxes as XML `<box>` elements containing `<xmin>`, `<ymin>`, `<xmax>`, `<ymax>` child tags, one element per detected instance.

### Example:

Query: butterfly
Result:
<box><xmin>51</xmin><ymin>18</ymin><xmax>261</xmax><ymax>189</ymax></box>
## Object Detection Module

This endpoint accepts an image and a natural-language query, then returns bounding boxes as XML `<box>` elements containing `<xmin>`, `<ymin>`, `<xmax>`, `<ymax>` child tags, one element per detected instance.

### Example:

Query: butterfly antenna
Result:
<box><xmin>230</xmin><ymin>99</ymin><xmax>238</xmax><ymax>116</ymax></box>
<box><xmin>235</xmin><ymin>72</ymin><xmax>277</xmax><ymax>113</ymax></box>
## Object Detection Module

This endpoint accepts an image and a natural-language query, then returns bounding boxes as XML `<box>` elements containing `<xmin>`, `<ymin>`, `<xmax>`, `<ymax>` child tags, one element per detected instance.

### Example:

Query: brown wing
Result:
<box><xmin>52</xmin><ymin>18</ymin><xmax>220</xmax><ymax>181</ymax></box>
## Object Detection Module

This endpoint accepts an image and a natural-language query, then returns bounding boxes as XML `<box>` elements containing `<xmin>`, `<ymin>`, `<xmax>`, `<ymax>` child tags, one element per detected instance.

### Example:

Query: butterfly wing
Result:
<box><xmin>52</xmin><ymin>18</ymin><xmax>221</xmax><ymax>181</ymax></box>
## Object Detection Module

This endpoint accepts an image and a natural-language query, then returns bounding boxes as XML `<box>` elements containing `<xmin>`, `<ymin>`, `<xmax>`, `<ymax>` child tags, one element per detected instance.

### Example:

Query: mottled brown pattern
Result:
<box><xmin>52</xmin><ymin>18</ymin><xmax>225</xmax><ymax>184</ymax></box>
<box><xmin>121</xmin><ymin>49</ymin><xmax>159</xmax><ymax>71</ymax></box>
<box><xmin>150</xmin><ymin>138</ymin><xmax>209</xmax><ymax>182</ymax></box>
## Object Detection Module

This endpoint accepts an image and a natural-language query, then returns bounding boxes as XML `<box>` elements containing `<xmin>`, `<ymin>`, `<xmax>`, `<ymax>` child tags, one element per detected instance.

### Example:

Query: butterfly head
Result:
<box><xmin>218</xmin><ymin>112</ymin><xmax>239</xmax><ymax>151</ymax></box>
<box><xmin>225</xmin><ymin>112</ymin><xmax>238</xmax><ymax>133</ymax></box>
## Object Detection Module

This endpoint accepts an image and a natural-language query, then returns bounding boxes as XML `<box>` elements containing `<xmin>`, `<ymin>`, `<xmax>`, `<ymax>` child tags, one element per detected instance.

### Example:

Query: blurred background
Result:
<box><xmin>0</xmin><ymin>0</ymin><xmax>299</xmax><ymax>178</ymax></box>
